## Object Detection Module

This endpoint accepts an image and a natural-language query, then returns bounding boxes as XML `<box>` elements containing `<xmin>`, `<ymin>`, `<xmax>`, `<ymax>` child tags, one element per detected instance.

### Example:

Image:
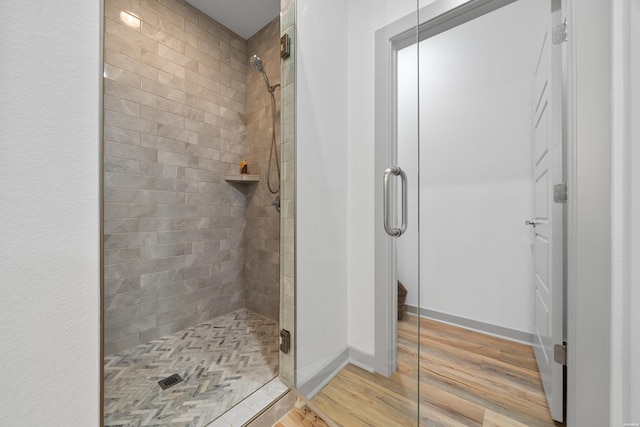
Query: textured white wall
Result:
<box><xmin>397</xmin><ymin>0</ymin><xmax>545</xmax><ymax>335</ymax></box>
<box><xmin>295</xmin><ymin>0</ymin><xmax>350</xmax><ymax>384</ymax></box>
<box><xmin>0</xmin><ymin>1</ymin><xmax>101</xmax><ymax>425</ymax></box>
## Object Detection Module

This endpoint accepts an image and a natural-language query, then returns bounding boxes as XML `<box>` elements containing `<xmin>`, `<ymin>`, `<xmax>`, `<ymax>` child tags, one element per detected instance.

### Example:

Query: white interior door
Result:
<box><xmin>531</xmin><ymin>5</ymin><xmax>565</xmax><ymax>421</ymax></box>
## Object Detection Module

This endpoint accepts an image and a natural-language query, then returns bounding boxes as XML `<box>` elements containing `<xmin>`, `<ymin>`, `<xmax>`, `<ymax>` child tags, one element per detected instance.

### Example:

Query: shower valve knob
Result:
<box><xmin>273</xmin><ymin>196</ymin><xmax>281</xmax><ymax>213</ymax></box>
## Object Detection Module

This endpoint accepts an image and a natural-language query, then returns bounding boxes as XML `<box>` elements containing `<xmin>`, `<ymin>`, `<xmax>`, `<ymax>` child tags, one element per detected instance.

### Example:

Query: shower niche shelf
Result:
<box><xmin>225</xmin><ymin>174</ymin><xmax>260</xmax><ymax>183</ymax></box>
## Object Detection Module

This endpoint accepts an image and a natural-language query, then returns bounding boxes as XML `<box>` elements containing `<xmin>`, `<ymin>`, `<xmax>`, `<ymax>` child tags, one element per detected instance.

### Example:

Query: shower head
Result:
<box><xmin>249</xmin><ymin>55</ymin><xmax>263</xmax><ymax>72</ymax></box>
<box><xmin>249</xmin><ymin>54</ymin><xmax>280</xmax><ymax>93</ymax></box>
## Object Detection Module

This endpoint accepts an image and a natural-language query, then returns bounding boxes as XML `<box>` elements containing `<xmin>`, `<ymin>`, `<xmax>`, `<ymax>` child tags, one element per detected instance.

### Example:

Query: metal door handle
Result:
<box><xmin>525</xmin><ymin>219</ymin><xmax>537</xmax><ymax>227</ymax></box>
<box><xmin>383</xmin><ymin>166</ymin><xmax>408</xmax><ymax>237</ymax></box>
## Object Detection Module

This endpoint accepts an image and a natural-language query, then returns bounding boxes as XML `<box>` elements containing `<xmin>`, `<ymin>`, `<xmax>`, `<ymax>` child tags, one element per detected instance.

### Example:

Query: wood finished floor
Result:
<box><xmin>305</xmin><ymin>316</ymin><xmax>563</xmax><ymax>427</ymax></box>
<box><xmin>275</xmin><ymin>404</ymin><xmax>331</xmax><ymax>427</ymax></box>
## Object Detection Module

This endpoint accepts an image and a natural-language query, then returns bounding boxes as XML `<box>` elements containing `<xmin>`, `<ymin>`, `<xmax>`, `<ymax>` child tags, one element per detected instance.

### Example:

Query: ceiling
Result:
<box><xmin>185</xmin><ymin>0</ymin><xmax>280</xmax><ymax>40</ymax></box>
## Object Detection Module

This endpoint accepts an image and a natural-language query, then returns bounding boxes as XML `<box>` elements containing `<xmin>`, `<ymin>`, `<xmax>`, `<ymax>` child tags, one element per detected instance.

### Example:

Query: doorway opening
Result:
<box><xmin>373</xmin><ymin>0</ymin><xmax>566</xmax><ymax>424</ymax></box>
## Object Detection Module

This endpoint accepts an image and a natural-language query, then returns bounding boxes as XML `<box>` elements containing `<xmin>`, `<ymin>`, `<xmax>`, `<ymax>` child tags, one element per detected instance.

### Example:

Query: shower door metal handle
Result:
<box><xmin>383</xmin><ymin>166</ymin><xmax>408</xmax><ymax>237</ymax></box>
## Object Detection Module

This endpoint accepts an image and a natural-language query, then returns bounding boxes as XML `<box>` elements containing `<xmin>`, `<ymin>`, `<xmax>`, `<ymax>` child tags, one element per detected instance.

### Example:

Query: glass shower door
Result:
<box><xmin>306</xmin><ymin>1</ymin><xmax>562</xmax><ymax>425</ymax></box>
<box><xmin>373</xmin><ymin>0</ymin><xmax>423</xmax><ymax>424</ymax></box>
<box><xmin>290</xmin><ymin>0</ymin><xmax>422</xmax><ymax>425</ymax></box>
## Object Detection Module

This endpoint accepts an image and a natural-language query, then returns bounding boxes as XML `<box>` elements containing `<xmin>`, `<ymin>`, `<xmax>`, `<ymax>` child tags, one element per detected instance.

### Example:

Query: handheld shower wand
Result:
<box><xmin>250</xmin><ymin>55</ymin><xmax>281</xmax><ymax>94</ymax></box>
<box><xmin>249</xmin><ymin>54</ymin><xmax>281</xmax><ymax>196</ymax></box>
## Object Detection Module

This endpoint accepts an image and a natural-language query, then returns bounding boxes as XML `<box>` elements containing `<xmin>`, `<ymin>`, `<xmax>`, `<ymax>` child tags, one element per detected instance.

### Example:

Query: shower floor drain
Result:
<box><xmin>158</xmin><ymin>374</ymin><xmax>183</xmax><ymax>390</ymax></box>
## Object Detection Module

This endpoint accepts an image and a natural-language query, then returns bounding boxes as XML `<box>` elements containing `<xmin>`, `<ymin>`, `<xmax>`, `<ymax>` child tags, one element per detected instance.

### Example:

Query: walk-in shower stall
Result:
<box><xmin>102</xmin><ymin>1</ymin><xmax>283</xmax><ymax>424</ymax></box>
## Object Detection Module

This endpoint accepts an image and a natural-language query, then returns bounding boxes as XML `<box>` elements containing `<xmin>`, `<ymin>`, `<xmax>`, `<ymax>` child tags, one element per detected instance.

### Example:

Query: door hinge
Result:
<box><xmin>280</xmin><ymin>34</ymin><xmax>290</xmax><ymax>59</ymax></box>
<box><xmin>279</xmin><ymin>329</ymin><xmax>291</xmax><ymax>354</ymax></box>
<box><xmin>553</xmin><ymin>19</ymin><xmax>568</xmax><ymax>45</ymax></box>
<box><xmin>554</xmin><ymin>344</ymin><xmax>567</xmax><ymax>365</ymax></box>
<box><xmin>554</xmin><ymin>183</ymin><xmax>567</xmax><ymax>203</ymax></box>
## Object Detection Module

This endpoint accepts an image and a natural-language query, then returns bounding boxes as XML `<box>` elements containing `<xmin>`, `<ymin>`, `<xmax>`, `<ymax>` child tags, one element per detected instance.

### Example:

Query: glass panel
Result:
<box><xmin>292</xmin><ymin>0</ymin><xmax>421</xmax><ymax>425</ymax></box>
<box><xmin>416</xmin><ymin>0</ymin><xmax>559</xmax><ymax>425</ymax></box>
<box><xmin>288</xmin><ymin>0</ymin><xmax>562</xmax><ymax>424</ymax></box>
<box><xmin>102</xmin><ymin>1</ymin><xmax>284</xmax><ymax>425</ymax></box>
<box><xmin>396</xmin><ymin>40</ymin><xmax>422</xmax><ymax>425</ymax></box>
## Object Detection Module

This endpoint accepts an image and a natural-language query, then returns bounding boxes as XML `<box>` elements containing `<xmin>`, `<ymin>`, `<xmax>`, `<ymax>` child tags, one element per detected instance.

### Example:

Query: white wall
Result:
<box><xmin>610</xmin><ymin>0</ymin><xmax>630</xmax><ymax>423</ymax></box>
<box><xmin>295</xmin><ymin>0</ymin><xmax>350</xmax><ymax>385</ymax></box>
<box><xmin>0</xmin><ymin>1</ymin><xmax>101</xmax><ymax>425</ymax></box>
<box><xmin>566</xmin><ymin>0</ymin><xmax>612</xmax><ymax>424</ymax></box>
<box><xmin>396</xmin><ymin>0</ymin><xmax>546</xmax><ymax>335</ymax></box>
<box><xmin>298</xmin><ymin>0</ymin><xmax>428</xmax><ymax>375</ymax></box>
<box><xmin>630</xmin><ymin>1</ymin><xmax>640</xmax><ymax>418</ymax></box>
<box><xmin>611</xmin><ymin>0</ymin><xmax>640</xmax><ymax>423</ymax></box>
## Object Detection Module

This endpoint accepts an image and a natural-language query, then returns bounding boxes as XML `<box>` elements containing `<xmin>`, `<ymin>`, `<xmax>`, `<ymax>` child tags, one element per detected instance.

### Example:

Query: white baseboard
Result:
<box><xmin>296</xmin><ymin>348</ymin><xmax>350</xmax><ymax>398</ymax></box>
<box><xmin>296</xmin><ymin>347</ymin><xmax>376</xmax><ymax>398</ymax></box>
<box><xmin>295</xmin><ymin>310</ymin><xmax>531</xmax><ymax>400</ymax></box>
<box><xmin>348</xmin><ymin>348</ymin><xmax>375</xmax><ymax>372</ymax></box>
<box><xmin>406</xmin><ymin>305</ymin><xmax>534</xmax><ymax>345</ymax></box>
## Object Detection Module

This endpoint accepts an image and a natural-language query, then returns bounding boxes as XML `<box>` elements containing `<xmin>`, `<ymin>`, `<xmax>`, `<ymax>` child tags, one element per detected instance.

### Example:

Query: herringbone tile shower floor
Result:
<box><xmin>104</xmin><ymin>309</ymin><xmax>279</xmax><ymax>427</ymax></box>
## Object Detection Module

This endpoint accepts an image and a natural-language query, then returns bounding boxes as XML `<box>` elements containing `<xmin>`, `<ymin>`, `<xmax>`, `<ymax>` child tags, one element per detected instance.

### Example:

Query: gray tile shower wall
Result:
<box><xmin>244</xmin><ymin>19</ymin><xmax>281</xmax><ymax>321</ymax></box>
<box><xmin>103</xmin><ymin>0</ymin><xmax>280</xmax><ymax>355</ymax></box>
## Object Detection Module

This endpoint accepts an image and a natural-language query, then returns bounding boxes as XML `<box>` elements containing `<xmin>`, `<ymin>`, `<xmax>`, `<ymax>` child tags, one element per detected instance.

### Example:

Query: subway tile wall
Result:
<box><xmin>103</xmin><ymin>0</ymin><xmax>280</xmax><ymax>355</ymax></box>
<box><xmin>245</xmin><ymin>19</ymin><xmax>281</xmax><ymax>320</ymax></box>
